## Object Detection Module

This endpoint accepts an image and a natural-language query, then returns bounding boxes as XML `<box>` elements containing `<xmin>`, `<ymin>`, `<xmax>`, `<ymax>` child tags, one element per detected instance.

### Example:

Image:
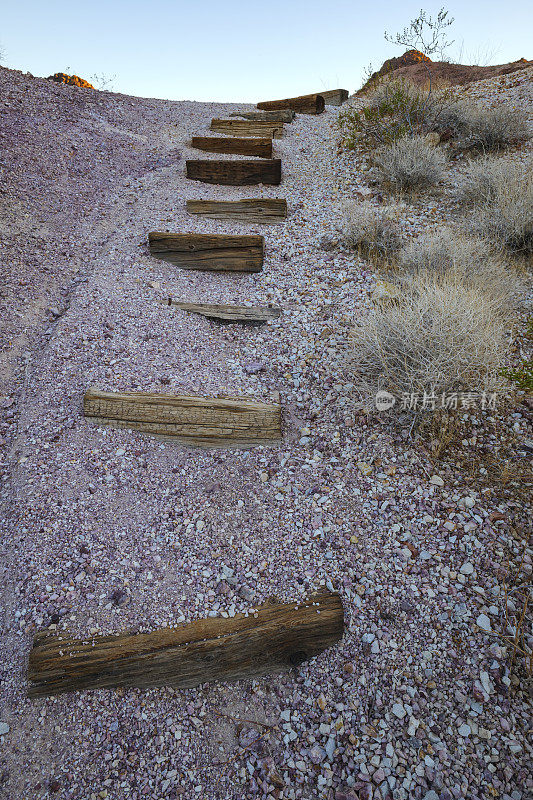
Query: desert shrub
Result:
<box><xmin>349</xmin><ymin>276</ymin><xmax>507</xmax><ymax>413</ymax></box>
<box><xmin>426</xmin><ymin>96</ymin><xmax>470</xmax><ymax>136</ymax></box>
<box><xmin>396</xmin><ymin>228</ymin><xmax>524</xmax><ymax>312</ymax></box>
<box><xmin>427</xmin><ymin>99</ymin><xmax>529</xmax><ymax>149</ymax></box>
<box><xmin>463</xmin><ymin>103</ymin><xmax>529</xmax><ymax>151</ymax></box>
<box><xmin>338</xmin><ymin>78</ymin><xmax>442</xmax><ymax>149</ymax></box>
<box><xmin>373</xmin><ymin>135</ymin><xmax>446</xmax><ymax>189</ymax></box>
<box><xmin>339</xmin><ymin>201</ymin><xmax>403</xmax><ymax>258</ymax></box>
<box><xmin>459</xmin><ymin>155</ymin><xmax>525</xmax><ymax>205</ymax></box>
<box><xmin>463</xmin><ymin>158</ymin><xmax>533</xmax><ymax>254</ymax></box>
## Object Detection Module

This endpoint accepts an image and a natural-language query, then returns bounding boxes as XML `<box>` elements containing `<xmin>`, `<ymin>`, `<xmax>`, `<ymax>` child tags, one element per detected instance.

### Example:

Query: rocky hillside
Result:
<box><xmin>0</xmin><ymin>63</ymin><xmax>531</xmax><ymax>800</ymax></box>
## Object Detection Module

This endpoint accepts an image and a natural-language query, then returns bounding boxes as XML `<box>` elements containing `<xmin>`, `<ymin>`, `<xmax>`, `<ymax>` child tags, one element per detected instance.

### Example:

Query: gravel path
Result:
<box><xmin>0</xmin><ymin>66</ymin><xmax>531</xmax><ymax>800</ymax></box>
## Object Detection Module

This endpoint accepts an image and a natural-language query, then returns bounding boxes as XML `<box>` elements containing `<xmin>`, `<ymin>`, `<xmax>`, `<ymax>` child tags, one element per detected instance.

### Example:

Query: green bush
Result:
<box><xmin>338</xmin><ymin>78</ymin><xmax>439</xmax><ymax>149</ymax></box>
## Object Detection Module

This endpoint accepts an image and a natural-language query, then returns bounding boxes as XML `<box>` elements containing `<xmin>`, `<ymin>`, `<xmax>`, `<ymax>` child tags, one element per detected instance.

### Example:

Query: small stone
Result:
<box><xmin>476</xmin><ymin>614</ymin><xmax>492</xmax><ymax>632</ymax></box>
<box><xmin>458</xmin><ymin>723</ymin><xmax>471</xmax><ymax>737</ymax></box>
<box><xmin>0</xmin><ymin>722</ymin><xmax>9</xmax><ymax>735</ymax></box>
<box><xmin>424</xmin><ymin>132</ymin><xmax>441</xmax><ymax>147</ymax></box>
<box><xmin>357</xmin><ymin>461</ymin><xmax>373</xmax><ymax>476</ymax></box>
<box><xmin>460</xmin><ymin>562</ymin><xmax>474</xmax><ymax>575</ymax></box>
<box><xmin>309</xmin><ymin>745</ymin><xmax>326</xmax><ymax>764</ymax></box>
<box><xmin>244</xmin><ymin>361</ymin><xmax>265</xmax><ymax>375</ymax></box>
<box><xmin>373</xmin><ymin>768</ymin><xmax>385</xmax><ymax>784</ymax></box>
<box><xmin>325</xmin><ymin>737</ymin><xmax>336</xmax><ymax>760</ymax></box>
<box><xmin>392</xmin><ymin>703</ymin><xmax>406</xmax><ymax>719</ymax></box>
<box><xmin>430</xmin><ymin>475</ymin><xmax>444</xmax><ymax>486</ymax></box>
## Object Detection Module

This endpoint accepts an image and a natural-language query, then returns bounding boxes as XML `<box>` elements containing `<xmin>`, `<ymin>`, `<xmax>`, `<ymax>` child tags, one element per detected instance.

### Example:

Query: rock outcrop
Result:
<box><xmin>47</xmin><ymin>72</ymin><xmax>94</xmax><ymax>89</ymax></box>
<box><xmin>373</xmin><ymin>49</ymin><xmax>432</xmax><ymax>81</ymax></box>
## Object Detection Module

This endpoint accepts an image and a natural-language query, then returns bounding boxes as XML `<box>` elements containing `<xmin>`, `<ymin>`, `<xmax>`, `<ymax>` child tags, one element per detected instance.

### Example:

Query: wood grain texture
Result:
<box><xmin>83</xmin><ymin>389</ymin><xmax>281</xmax><ymax>448</ymax></box>
<box><xmin>210</xmin><ymin>119</ymin><xmax>284</xmax><ymax>138</ymax></box>
<box><xmin>230</xmin><ymin>110</ymin><xmax>295</xmax><ymax>123</ymax></box>
<box><xmin>148</xmin><ymin>233</ymin><xmax>264</xmax><ymax>272</ymax></box>
<box><xmin>167</xmin><ymin>300</ymin><xmax>282</xmax><ymax>324</ymax></box>
<box><xmin>186</xmin><ymin>159</ymin><xmax>281</xmax><ymax>187</ymax></box>
<box><xmin>186</xmin><ymin>199</ymin><xmax>287</xmax><ymax>224</ymax></box>
<box><xmin>28</xmin><ymin>593</ymin><xmax>344</xmax><ymax>697</ymax></box>
<box><xmin>257</xmin><ymin>93</ymin><xmax>325</xmax><ymax>115</ymax></box>
<box><xmin>320</xmin><ymin>89</ymin><xmax>349</xmax><ymax>106</ymax></box>
<box><xmin>191</xmin><ymin>136</ymin><xmax>272</xmax><ymax>158</ymax></box>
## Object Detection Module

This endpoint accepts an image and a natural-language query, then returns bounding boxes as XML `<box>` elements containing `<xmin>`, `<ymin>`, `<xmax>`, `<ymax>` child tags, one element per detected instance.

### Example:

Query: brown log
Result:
<box><xmin>257</xmin><ymin>93</ymin><xmax>325</xmax><ymax>115</ymax></box>
<box><xmin>83</xmin><ymin>389</ymin><xmax>281</xmax><ymax>448</ymax></box>
<box><xmin>186</xmin><ymin>159</ymin><xmax>281</xmax><ymax>186</ymax></box>
<box><xmin>320</xmin><ymin>89</ymin><xmax>349</xmax><ymax>106</ymax></box>
<box><xmin>27</xmin><ymin>593</ymin><xmax>344</xmax><ymax>697</ymax></box>
<box><xmin>210</xmin><ymin>119</ymin><xmax>284</xmax><ymax>138</ymax></box>
<box><xmin>167</xmin><ymin>300</ymin><xmax>282</xmax><ymax>324</ymax></box>
<box><xmin>186</xmin><ymin>199</ymin><xmax>287</xmax><ymax>224</ymax></box>
<box><xmin>191</xmin><ymin>136</ymin><xmax>272</xmax><ymax>158</ymax></box>
<box><xmin>148</xmin><ymin>233</ymin><xmax>264</xmax><ymax>272</ymax></box>
<box><xmin>230</xmin><ymin>110</ymin><xmax>295</xmax><ymax>123</ymax></box>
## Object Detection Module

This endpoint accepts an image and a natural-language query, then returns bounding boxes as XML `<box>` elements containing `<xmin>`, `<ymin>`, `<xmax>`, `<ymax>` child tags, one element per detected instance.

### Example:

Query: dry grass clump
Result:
<box><xmin>463</xmin><ymin>103</ymin><xmax>529</xmax><ymax>151</ymax></box>
<box><xmin>396</xmin><ymin>229</ymin><xmax>524</xmax><ymax>312</ymax></box>
<box><xmin>349</xmin><ymin>277</ymin><xmax>507</xmax><ymax>413</ymax></box>
<box><xmin>427</xmin><ymin>96</ymin><xmax>470</xmax><ymax>137</ymax></box>
<box><xmin>373</xmin><ymin>135</ymin><xmax>446</xmax><ymax>189</ymax></box>
<box><xmin>339</xmin><ymin>201</ymin><xmax>403</xmax><ymax>258</ymax></box>
<box><xmin>428</xmin><ymin>98</ymin><xmax>529</xmax><ymax>150</ymax></box>
<box><xmin>462</xmin><ymin>157</ymin><xmax>533</xmax><ymax>254</ymax></box>
<box><xmin>460</xmin><ymin>156</ymin><xmax>526</xmax><ymax>205</ymax></box>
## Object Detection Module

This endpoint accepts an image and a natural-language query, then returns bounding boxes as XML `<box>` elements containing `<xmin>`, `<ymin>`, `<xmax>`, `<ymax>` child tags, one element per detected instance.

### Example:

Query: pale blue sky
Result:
<box><xmin>1</xmin><ymin>1</ymin><xmax>531</xmax><ymax>102</ymax></box>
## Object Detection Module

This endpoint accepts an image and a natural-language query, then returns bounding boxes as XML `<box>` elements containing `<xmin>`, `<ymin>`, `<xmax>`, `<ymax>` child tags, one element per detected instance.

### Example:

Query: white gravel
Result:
<box><xmin>0</xmin><ymin>65</ymin><xmax>531</xmax><ymax>800</ymax></box>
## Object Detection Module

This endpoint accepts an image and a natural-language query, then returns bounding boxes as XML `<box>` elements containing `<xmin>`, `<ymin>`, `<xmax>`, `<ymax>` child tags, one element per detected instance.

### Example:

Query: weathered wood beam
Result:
<box><xmin>186</xmin><ymin>199</ymin><xmax>287</xmax><ymax>224</ymax></box>
<box><xmin>166</xmin><ymin>300</ymin><xmax>282</xmax><ymax>324</ymax></box>
<box><xmin>257</xmin><ymin>93</ymin><xmax>325</xmax><ymax>115</ymax></box>
<box><xmin>28</xmin><ymin>593</ymin><xmax>344</xmax><ymax>697</ymax></box>
<box><xmin>83</xmin><ymin>389</ymin><xmax>282</xmax><ymax>447</ymax></box>
<box><xmin>186</xmin><ymin>159</ymin><xmax>281</xmax><ymax>186</ymax></box>
<box><xmin>148</xmin><ymin>233</ymin><xmax>264</xmax><ymax>272</ymax></box>
<box><xmin>191</xmin><ymin>136</ymin><xmax>272</xmax><ymax>158</ymax></box>
<box><xmin>210</xmin><ymin>119</ymin><xmax>284</xmax><ymax>138</ymax></box>
<box><xmin>320</xmin><ymin>89</ymin><xmax>349</xmax><ymax>106</ymax></box>
<box><xmin>230</xmin><ymin>110</ymin><xmax>295</xmax><ymax>123</ymax></box>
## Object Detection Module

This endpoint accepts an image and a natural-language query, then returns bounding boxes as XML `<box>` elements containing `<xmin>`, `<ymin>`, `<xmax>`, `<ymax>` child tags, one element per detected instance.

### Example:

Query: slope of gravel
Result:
<box><xmin>0</xmin><ymin>67</ymin><xmax>531</xmax><ymax>800</ymax></box>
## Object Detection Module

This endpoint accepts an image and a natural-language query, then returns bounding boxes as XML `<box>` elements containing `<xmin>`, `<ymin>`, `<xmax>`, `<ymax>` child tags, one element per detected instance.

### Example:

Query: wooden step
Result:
<box><xmin>230</xmin><ymin>110</ymin><xmax>295</xmax><ymax>123</ymax></box>
<box><xmin>186</xmin><ymin>199</ymin><xmax>287</xmax><ymax>224</ymax></box>
<box><xmin>210</xmin><ymin>119</ymin><xmax>283</xmax><ymax>138</ymax></box>
<box><xmin>191</xmin><ymin>136</ymin><xmax>272</xmax><ymax>158</ymax></box>
<box><xmin>27</xmin><ymin>593</ymin><xmax>344</xmax><ymax>697</ymax></box>
<box><xmin>167</xmin><ymin>300</ymin><xmax>282</xmax><ymax>324</ymax></box>
<box><xmin>83</xmin><ymin>389</ymin><xmax>281</xmax><ymax>447</ymax></box>
<box><xmin>257</xmin><ymin>93</ymin><xmax>325</xmax><ymax>115</ymax></box>
<box><xmin>149</xmin><ymin>233</ymin><xmax>264</xmax><ymax>272</ymax></box>
<box><xmin>321</xmin><ymin>89</ymin><xmax>349</xmax><ymax>106</ymax></box>
<box><xmin>186</xmin><ymin>159</ymin><xmax>281</xmax><ymax>186</ymax></box>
